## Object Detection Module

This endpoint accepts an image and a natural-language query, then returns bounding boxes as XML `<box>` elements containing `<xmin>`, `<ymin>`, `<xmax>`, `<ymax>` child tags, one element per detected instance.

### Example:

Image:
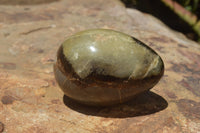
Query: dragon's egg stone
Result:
<box><xmin>54</xmin><ymin>29</ymin><xmax>164</xmax><ymax>106</ymax></box>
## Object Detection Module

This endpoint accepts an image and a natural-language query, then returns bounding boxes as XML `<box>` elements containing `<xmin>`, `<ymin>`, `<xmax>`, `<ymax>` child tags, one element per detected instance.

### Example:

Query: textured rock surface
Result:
<box><xmin>0</xmin><ymin>0</ymin><xmax>200</xmax><ymax>132</ymax></box>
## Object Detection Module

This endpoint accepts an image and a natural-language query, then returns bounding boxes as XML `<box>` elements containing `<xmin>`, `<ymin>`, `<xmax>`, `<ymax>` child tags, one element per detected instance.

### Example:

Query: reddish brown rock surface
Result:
<box><xmin>0</xmin><ymin>0</ymin><xmax>199</xmax><ymax>132</ymax></box>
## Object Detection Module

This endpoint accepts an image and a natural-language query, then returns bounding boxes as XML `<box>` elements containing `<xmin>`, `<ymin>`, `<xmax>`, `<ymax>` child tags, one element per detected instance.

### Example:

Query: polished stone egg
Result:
<box><xmin>54</xmin><ymin>29</ymin><xmax>164</xmax><ymax>106</ymax></box>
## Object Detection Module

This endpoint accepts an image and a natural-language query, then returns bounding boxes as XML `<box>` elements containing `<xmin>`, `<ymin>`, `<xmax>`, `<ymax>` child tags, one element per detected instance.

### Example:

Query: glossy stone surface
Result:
<box><xmin>54</xmin><ymin>29</ymin><xmax>164</xmax><ymax>106</ymax></box>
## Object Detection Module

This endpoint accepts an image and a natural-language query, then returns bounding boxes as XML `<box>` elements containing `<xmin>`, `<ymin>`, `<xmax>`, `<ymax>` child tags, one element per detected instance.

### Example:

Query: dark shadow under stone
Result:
<box><xmin>63</xmin><ymin>91</ymin><xmax>168</xmax><ymax>118</ymax></box>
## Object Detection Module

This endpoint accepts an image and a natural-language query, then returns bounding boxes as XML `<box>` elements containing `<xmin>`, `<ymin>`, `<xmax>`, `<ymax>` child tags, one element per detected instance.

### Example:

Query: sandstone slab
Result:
<box><xmin>0</xmin><ymin>0</ymin><xmax>200</xmax><ymax>132</ymax></box>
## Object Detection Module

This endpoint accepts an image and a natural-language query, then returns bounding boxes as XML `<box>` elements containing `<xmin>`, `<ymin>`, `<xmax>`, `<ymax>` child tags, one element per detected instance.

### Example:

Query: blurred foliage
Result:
<box><xmin>176</xmin><ymin>0</ymin><xmax>199</xmax><ymax>14</ymax></box>
<box><xmin>121</xmin><ymin>0</ymin><xmax>200</xmax><ymax>42</ymax></box>
<box><xmin>121</xmin><ymin>0</ymin><xmax>200</xmax><ymax>17</ymax></box>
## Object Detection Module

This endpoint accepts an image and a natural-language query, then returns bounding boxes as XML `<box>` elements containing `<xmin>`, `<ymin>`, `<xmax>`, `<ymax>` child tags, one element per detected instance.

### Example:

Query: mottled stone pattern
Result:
<box><xmin>62</xmin><ymin>29</ymin><xmax>163</xmax><ymax>79</ymax></box>
<box><xmin>0</xmin><ymin>0</ymin><xmax>200</xmax><ymax>132</ymax></box>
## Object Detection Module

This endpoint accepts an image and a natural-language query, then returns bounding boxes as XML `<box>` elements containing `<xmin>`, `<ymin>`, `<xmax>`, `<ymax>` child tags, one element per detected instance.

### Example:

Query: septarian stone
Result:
<box><xmin>54</xmin><ymin>29</ymin><xmax>164</xmax><ymax>106</ymax></box>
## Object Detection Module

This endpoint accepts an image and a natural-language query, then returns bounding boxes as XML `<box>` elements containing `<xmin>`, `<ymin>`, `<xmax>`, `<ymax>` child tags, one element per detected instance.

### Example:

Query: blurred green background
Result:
<box><xmin>121</xmin><ymin>0</ymin><xmax>200</xmax><ymax>43</ymax></box>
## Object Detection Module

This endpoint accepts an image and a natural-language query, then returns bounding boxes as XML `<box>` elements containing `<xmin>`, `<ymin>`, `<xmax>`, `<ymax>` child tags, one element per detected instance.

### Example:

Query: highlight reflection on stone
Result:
<box><xmin>54</xmin><ymin>29</ymin><xmax>164</xmax><ymax>106</ymax></box>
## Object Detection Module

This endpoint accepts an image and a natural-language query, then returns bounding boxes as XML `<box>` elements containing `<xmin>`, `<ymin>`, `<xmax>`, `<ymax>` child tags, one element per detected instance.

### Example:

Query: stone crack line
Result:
<box><xmin>20</xmin><ymin>25</ymin><xmax>55</xmax><ymax>35</ymax></box>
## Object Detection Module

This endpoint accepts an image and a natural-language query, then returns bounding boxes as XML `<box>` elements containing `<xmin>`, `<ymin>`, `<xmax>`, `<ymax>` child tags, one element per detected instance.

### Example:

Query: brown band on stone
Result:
<box><xmin>56</xmin><ymin>45</ymin><xmax>164</xmax><ymax>89</ymax></box>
